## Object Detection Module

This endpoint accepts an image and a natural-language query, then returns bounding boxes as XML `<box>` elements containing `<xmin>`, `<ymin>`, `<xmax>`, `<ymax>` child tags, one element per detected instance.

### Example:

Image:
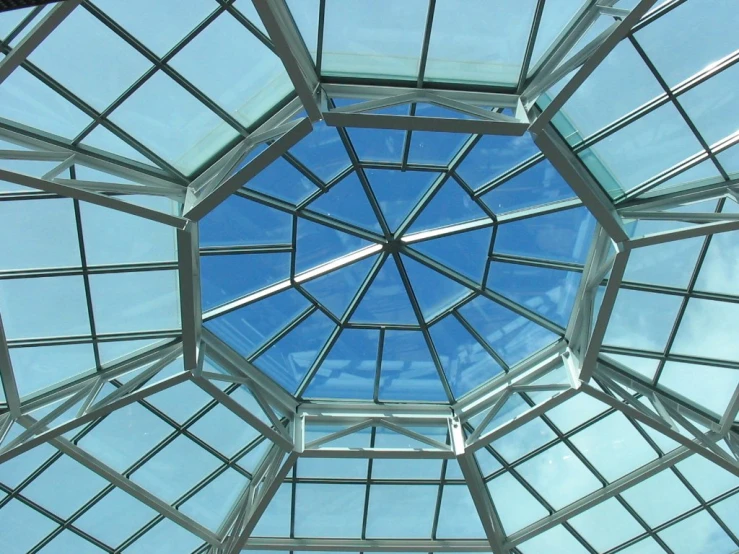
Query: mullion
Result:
<box><xmin>517</xmin><ymin>0</ymin><xmax>547</xmax><ymax>94</ymax></box>
<box><xmin>0</xmin><ymin>4</ymin><xmax>44</xmax><ymax>46</ymax></box>
<box><xmin>0</xmin><ymin>43</ymin><xmax>187</xmax><ymax>182</ymax></box>
<box><xmin>373</xmin><ymin>328</ymin><xmax>385</xmax><ymax>402</ymax></box>
<box><xmin>315</xmin><ymin>0</ymin><xmax>326</xmax><ymax>75</ymax></box>
<box><xmin>360</xmin><ymin>427</ymin><xmax>377</xmax><ymax>539</ymax></box>
<box><xmin>627</xmin><ymin>34</ymin><xmax>730</xmax><ymax>182</ymax></box>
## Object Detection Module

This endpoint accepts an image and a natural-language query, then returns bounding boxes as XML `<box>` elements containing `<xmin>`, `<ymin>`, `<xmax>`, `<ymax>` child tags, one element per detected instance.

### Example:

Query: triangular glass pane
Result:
<box><xmin>201</xmin><ymin>253</ymin><xmax>290</xmax><ymax>311</ymax></box>
<box><xmin>307</xmin><ymin>171</ymin><xmax>382</xmax><ymax>233</ymax></box>
<box><xmin>459</xmin><ymin>295</ymin><xmax>558</xmax><ymax>367</ymax></box>
<box><xmin>81</xmin><ymin>125</ymin><xmax>155</xmax><ymax>166</ymax></box>
<box><xmin>408</xmin><ymin>104</ymin><xmax>472</xmax><ymax>166</ymax></box>
<box><xmin>289</xmin><ymin>119</ymin><xmax>351</xmax><ymax>182</ymax></box>
<box><xmin>200</xmin><ymin>195</ymin><xmax>292</xmax><ymax>248</ymax></box>
<box><xmin>304</xmin><ymin>329</ymin><xmax>379</xmax><ymax>400</ymax></box>
<box><xmin>254</xmin><ymin>310</ymin><xmax>336</xmax><ymax>393</ymax></box>
<box><xmin>401</xmin><ymin>255</ymin><xmax>470</xmax><ymax>321</ymax></box>
<box><xmin>351</xmin><ymin>257</ymin><xmax>418</xmax><ymax>325</ymax></box>
<box><xmin>302</xmin><ymin>254</ymin><xmax>379</xmax><ymax>319</ymax></box>
<box><xmin>494</xmin><ymin>206</ymin><xmax>595</xmax><ymax>264</ymax></box>
<box><xmin>365</xmin><ymin>168</ymin><xmax>440</xmax><ymax>232</ymax></box>
<box><xmin>245</xmin><ymin>156</ymin><xmax>319</xmax><ymax>205</ymax></box>
<box><xmin>379</xmin><ymin>330</ymin><xmax>447</xmax><ymax>402</ymax></box>
<box><xmin>487</xmin><ymin>261</ymin><xmax>580</xmax><ymax>328</ymax></box>
<box><xmin>412</xmin><ymin>226</ymin><xmax>492</xmax><ymax>283</ymax></box>
<box><xmin>429</xmin><ymin>315</ymin><xmax>504</xmax><ymax>399</ymax></box>
<box><xmin>456</xmin><ymin>133</ymin><xmax>539</xmax><ymax>189</ymax></box>
<box><xmin>200</xmin><ymin>253</ymin><xmax>291</xmax><ymax>310</ymax></box>
<box><xmin>205</xmin><ymin>287</ymin><xmax>310</xmax><ymax>358</ymax></box>
<box><xmin>407</xmin><ymin>176</ymin><xmax>487</xmax><ymax>234</ymax></box>
<box><xmin>480</xmin><ymin>159</ymin><xmax>575</xmax><ymax>214</ymax></box>
<box><xmin>295</xmin><ymin>218</ymin><xmax>373</xmax><ymax>273</ymax></box>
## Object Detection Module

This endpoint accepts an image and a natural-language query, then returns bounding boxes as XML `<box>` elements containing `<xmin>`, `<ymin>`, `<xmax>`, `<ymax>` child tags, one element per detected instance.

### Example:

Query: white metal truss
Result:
<box><xmin>2</xmin><ymin>0</ymin><xmax>739</xmax><ymax>552</ymax></box>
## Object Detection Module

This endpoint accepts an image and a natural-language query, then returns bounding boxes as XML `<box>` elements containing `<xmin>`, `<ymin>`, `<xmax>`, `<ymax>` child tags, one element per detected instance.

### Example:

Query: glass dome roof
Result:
<box><xmin>0</xmin><ymin>1</ymin><xmax>738</xmax><ymax>553</ymax></box>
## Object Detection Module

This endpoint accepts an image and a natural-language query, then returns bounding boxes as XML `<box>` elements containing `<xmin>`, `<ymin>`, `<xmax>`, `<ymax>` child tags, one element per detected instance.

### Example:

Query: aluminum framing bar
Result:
<box><xmin>177</xmin><ymin>222</ymin><xmax>202</xmax><ymax>370</ymax></box>
<box><xmin>0</xmin><ymin>0</ymin><xmax>81</xmax><ymax>85</ymax></box>
<box><xmin>185</xmin><ymin>117</ymin><xmax>312</xmax><ymax>221</ymax></box>
<box><xmin>251</xmin><ymin>0</ymin><xmax>322</xmax><ymax>121</ymax></box>
<box><xmin>0</xmin><ymin>168</ymin><xmax>187</xmax><ymax>228</ymax></box>
<box><xmin>17</xmin><ymin>415</ymin><xmax>222</xmax><ymax>547</ymax></box>
<box><xmin>533</xmin><ymin>125</ymin><xmax>628</xmax><ymax>242</ymax></box>
<box><xmin>530</xmin><ymin>0</ymin><xmax>659</xmax><ymax>132</ymax></box>
<box><xmin>627</xmin><ymin>218</ymin><xmax>739</xmax><ymax>248</ymax></box>
<box><xmin>238</xmin><ymin>538</ymin><xmax>493</xmax><ymax>551</ymax></box>
<box><xmin>0</xmin><ymin>314</ymin><xmax>21</xmax><ymax>417</ymax></box>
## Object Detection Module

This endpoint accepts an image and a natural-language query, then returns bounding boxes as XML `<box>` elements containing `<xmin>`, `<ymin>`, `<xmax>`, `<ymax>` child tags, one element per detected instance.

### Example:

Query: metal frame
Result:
<box><xmin>2</xmin><ymin>0</ymin><xmax>739</xmax><ymax>553</ymax></box>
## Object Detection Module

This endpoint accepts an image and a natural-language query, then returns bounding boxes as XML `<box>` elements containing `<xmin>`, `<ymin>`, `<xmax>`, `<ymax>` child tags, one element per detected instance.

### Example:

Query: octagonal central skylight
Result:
<box><xmin>201</xmin><ymin>119</ymin><xmax>594</xmax><ymax>402</ymax></box>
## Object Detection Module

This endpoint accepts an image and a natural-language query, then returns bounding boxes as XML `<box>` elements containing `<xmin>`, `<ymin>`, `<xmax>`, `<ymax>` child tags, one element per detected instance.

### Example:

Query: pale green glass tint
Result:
<box><xmin>0</xmin><ymin>276</ymin><xmax>90</xmax><ymax>340</ymax></box>
<box><xmin>93</xmin><ymin>0</ymin><xmax>216</xmax><ymax>57</ymax></box>
<box><xmin>0</xmin><ymin>198</ymin><xmax>80</xmax><ymax>270</ymax></box>
<box><xmin>88</xmin><ymin>270</ymin><xmax>180</xmax><ymax>334</ymax></box>
<box><xmin>170</xmin><ymin>12</ymin><xmax>294</xmax><ymax>128</ymax></box>
<box><xmin>425</xmin><ymin>0</ymin><xmax>538</xmax><ymax>86</ymax></box>
<box><xmin>109</xmin><ymin>71</ymin><xmax>238</xmax><ymax>174</ymax></box>
<box><xmin>322</xmin><ymin>0</ymin><xmax>428</xmax><ymax>79</ymax></box>
<box><xmin>28</xmin><ymin>7</ymin><xmax>151</xmax><ymax>111</ymax></box>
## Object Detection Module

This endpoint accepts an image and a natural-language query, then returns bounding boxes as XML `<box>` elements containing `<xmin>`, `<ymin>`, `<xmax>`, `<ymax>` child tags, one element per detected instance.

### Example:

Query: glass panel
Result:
<box><xmin>304</xmin><ymin>328</ymin><xmax>379</xmax><ymax>400</ymax></box>
<box><xmin>307</xmin><ymin>172</ymin><xmax>383</xmax><ymax>233</ymax></box>
<box><xmin>621</xmin><ymin>469</ymin><xmax>699</xmax><ymax>527</ymax></box>
<box><xmin>252</xmin><ymin>483</ymin><xmax>292</xmax><ymax>537</ymax></box>
<box><xmin>295</xmin><ymin>218</ymin><xmax>372</xmax><ymax>273</ymax></box>
<box><xmin>713</xmin><ymin>493</ymin><xmax>739</xmax><ymax>537</ymax></box>
<box><xmin>569</xmin><ymin>498</ymin><xmax>644</xmax><ymax>553</ymax></box>
<box><xmin>0</xmin><ymin>198</ymin><xmax>80</xmax><ymax>270</ymax></box>
<box><xmin>412</xmin><ymin>226</ymin><xmax>492</xmax><ymax>283</ymax></box>
<box><xmin>81</xmin><ymin>196</ymin><xmax>177</xmax><ymax>265</ymax></box>
<box><xmin>408</xmin><ymin>105</ymin><xmax>471</xmax><ymax>166</ymax></box>
<box><xmin>603</xmin><ymin>289</ymin><xmax>682</xmax><ymax>352</ymax></box>
<box><xmin>0</xmin><ymin>66</ymin><xmax>92</xmax><ymax>138</ymax></box>
<box><xmin>487</xmin><ymin>473</ymin><xmax>548</xmax><ymax>535</ymax></box>
<box><xmin>294</xmin><ymin>483</ymin><xmax>365</xmax><ymax>537</ymax></box>
<box><xmin>366</xmin><ymin>168</ymin><xmax>439</xmax><ymax>233</ymax></box>
<box><xmin>0</xmin><ymin>276</ymin><xmax>90</xmax><ymax>339</ymax></box>
<box><xmin>28</xmin><ymin>7</ymin><xmax>150</xmax><ymax>111</ymax></box>
<box><xmin>286</xmin><ymin>0</ymin><xmax>319</xmax><ymax>58</ymax></box>
<box><xmin>302</xmin><ymin>255</ymin><xmax>379</xmax><ymax>319</ymax></box>
<box><xmin>75</xmin><ymin>488</ymin><xmax>157</xmax><ymax>548</ymax></box>
<box><xmin>9</xmin><ymin>343</ymin><xmax>96</xmax><ymax>398</ymax></box>
<box><xmin>658</xmin><ymin>510</ymin><xmax>736</xmax><ymax>554</ymax></box>
<box><xmin>94</xmin><ymin>0</ymin><xmax>216</xmax><ymax>56</ymax></box>
<box><xmin>321</xmin><ymin>0</ymin><xmax>428</xmax><ymax>79</ymax></box>
<box><xmin>529</xmin><ymin>0</ymin><xmax>589</xmax><ymax>70</ymax></box>
<box><xmin>254</xmin><ymin>310</ymin><xmax>335</xmax><ymax>392</ymax></box>
<box><xmin>676</xmin><ymin>454</ymin><xmax>739</xmax><ymax>501</ymax></box>
<box><xmin>377</xmin><ymin>329</ymin><xmax>445</xmax><ymax>401</ymax></box>
<box><xmin>518</xmin><ymin>524</ymin><xmax>590</xmax><ymax>554</ymax></box>
<box><xmin>289</xmin><ymin>120</ymin><xmax>351</xmax><ymax>182</ymax></box>
<box><xmin>22</xmin><ymin>455</ymin><xmax>108</xmax><ymax>519</ymax></box>
<box><xmin>372</xmin><ymin>426</ymin><xmax>445</xmax><ymax>479</ymax></box>
<box><xmin>298</xmin><ymin>426</ymin><xmax>370</xmax><ymax>478</ymax></box>
<box><xmin>365</xmin><ymin>484</ymin><xmax>438</xmax><ymax>538</ymax></box>
<box><xmin>403</xmin><ymin>254</ymin><xmax>470</xmax><ymax>321</ymax></box>
<box><xmin>570</xmin><ymin>413</ymin><xmax>657</xmax><ymax>482</ymax></box>
<box><xmin>517</xmin><ymin>442</ymin><xmax>601</xmax><ymax>509</ymax></box>
<box><xmin>671</xmin><ymin>298</ymin><xmax>739</xmax><ymax>362</ymax></box>
<box><xmin>109</xmin><ymin>71</ymin><xmax>238</xmax><ymax>174</ymax></box>
<box><xmin>464</xmin><ymin>297</ymin><xmax>557</xmax><ymax>367</ymax></box>
<box><xmin>131</xmin><ymin>435</ymin><xmax>221</xmax><ymax>503</ymax></box>
<box><xmin>425</xmin><ymin>0</ymin><xmax>538</xmax><ymax>86</ymax></box>
<box><xmin>456</xmin><ymin>134</ymin><xmax>539</xmax><ymax>189</ymax></box>
<box><xmin>429</xmin><ymin>314</ymin><xmax>504</xmax><ymax>398</ymax></box>
<box><xmin>206</xmin><ymin>288</ymin><xmax>310</xmax><ymax>358</ymax></box>
<box><xmin>408</xmin><ymin>176</ymin><xmax>486</xmax><ymax>234</ymax></box>
<box><xmin>436</xmin><ymin>484</ymin><xmax>486</xmax><ymax>538</ymax></box>
<box><xmin>170</xmin><ymin>12</ymin><xmax>293</xmax><ymax>127</ymax></box>
<box><xmin>89</xmin><ymin>270</ymin><xmax>180</xmax><ymax>334</ymax></box>
<box><xmin>694</xmin><ymin>202</ymin><xmax>739</xmax><ymax>295</ymax></box>
<box><xmin>188</xmin><ymin>403</ymin><xmax>262</xmax><ymax>458</ymax></box>
<box><xmin>0</xmin><ymin>499</ymin><xmax>58</xmax><ymax>554</ymax></box>
<box><xmin>36</xmin><ymin>530</ymin><xmax>104</xmax><ymax>554</ymax></box>
<box><xmin>659</xmin><ymin>360</ymin><xmax>739</xmax><ymax>416</ymax></box>
<box><xmin>200</xmin><ymin>194</ymin><xmax>293</xmax><ymax>248</ymax></box>
<box><xmin>179</xmin><ymin>468</ymin><xmax>248</xmax><ymax>531</ymax></box>
<box><xmin>493</xmin><ymin>207</ymin><xmax>595</xmax><ymax>264</ymax></box>
<box><xmin>125</xmin><ymin>518</ymin><xmax>202</xmax><ymax>554</ymax></box>
<box><xmin>487</xmin><ymin>262</ymin><xmax>580</xmax><ymax>328</ymax></box>
<box><xmin>635</xmin><ymin>0</ymin><xmax>738</xmax><ymax>87</ymax></box>
<box><xmin>351</xmin><ymin>258</ymin><xmax>418</xmax><ymax>326</ymax></box>
<box><xmin>481</xmin><ymin>160</ymin><xmax>575</xmax><ymax>214</ymax></box>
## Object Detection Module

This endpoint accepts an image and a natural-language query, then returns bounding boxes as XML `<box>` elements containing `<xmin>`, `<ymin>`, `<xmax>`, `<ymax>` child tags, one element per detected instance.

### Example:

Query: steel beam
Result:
<box><xmin>530</xmin><ymin>0</ymin><xmax>658</xmax><ymax>131</ymax></box>
<box><xmin>0</xmin><ymin>168</ymin><xmax>187</xmax><ymax>228</ymax></box>
<box><xmin>533</xmin><ymin>126</ymin><xmax>628</xmax><ymax>242</ymax></box>
<box><xmin>0</xmin><ymin>0</ymin><xmax>80</xmax><ymax>85</ymax></box>
<box><xmin>177</xmin><ymin>222</ymin><xmax>202</xmax><ymax>370</ymax></box>
<box><xmin>185</xmin><ymin>117</ymin><xmax>312</xmax><ymax>220</ymax></box>
<box><xmin>238</xmin><ymin>538</ymin><xmax>493</xmax><ymax>551</ymax></box>
<box><xmin>0</xmin><ymin>314</ymin><xmax>21</xmax><ymax>417</ymax></box>
<box><xmin>17</xmin><ymin>415</ymin><xmax>222</xmax><ymax>547</ymax></box>
<box><xmin>252</xmin><ymin>0</ymin><xmax>322</xmax><ymax>121</ymax></box>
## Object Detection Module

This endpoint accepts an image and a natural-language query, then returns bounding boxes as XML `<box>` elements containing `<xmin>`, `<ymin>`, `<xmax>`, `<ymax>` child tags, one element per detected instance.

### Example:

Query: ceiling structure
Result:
<box><xmin>0</xmin><ymin>1</ymin><xmax>738</xmax><ymax>553</ymax></box>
